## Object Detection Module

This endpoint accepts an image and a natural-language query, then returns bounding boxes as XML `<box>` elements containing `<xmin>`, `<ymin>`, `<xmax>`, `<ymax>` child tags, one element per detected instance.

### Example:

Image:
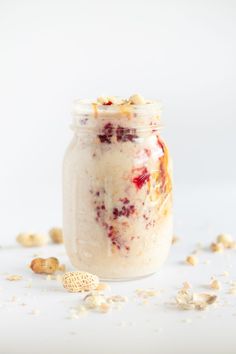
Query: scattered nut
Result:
<box><xmin>211</xmin><ymin>234</ymin><xmax>236</xmax><ymax>251</ymax></box>
<box><xmin>6</xmin><ymin>275</ymin><xmax>22</xmax><ymax>281</ymax></box>
<box><xmin>135</xmin><ymin>289</ymin><xmax>159</xmax><ymax>298</ymax></box>
<box><xmin>97</xmin><ymin>96</ymin><xmax>111</xmax><ymax>105</ymax></box>
<box><xmin>129</xmin><ymin>94</ymin><xmax>145</xmax><ymax>105</ymax></box>
<box><xmin>84</xmin><ymin>293</ymin><xmax>106</xmax><ymax>309</ymax></box>
<box><xmin>97</xmin><ymin>96</ymin><xmax>120</xmax><ymax>105</ymax></box>
<box><xmin>30</xmin><ymin>257</ymin><xmax>59</xmax><ymax>274</ymax></box>
<box><xmin>107</xmin><ymin>295</ymin><xmax>128</xmax><ymax>303</ymax></box>
<box><xmin>211</xmin><ymin>242</ymin><xmax>224</xmax><ymax>253</ymax></box>
<box><xmin>96</xmin><ymin>94</ymin><xmax>150</xmax><ymax>106</ymax></box>
<box><xmin>216</xmin><ymin>233</ymin><xmax>232</xmax><ymax>247</ymax></box>
<box><xmin>62</xmin><ymin>271</ymin><xmax>99</xmax><ymax>293</ymax></box>
<box><xmin>99</xmin><ymin>303</ymin><xmax>111</xmax><ymax>313</ymax></box>
<box><xmin>96</xmin><ymin>283</ymin><xmax>110</xmax><ymax>291</ymax></box>
<box><xmin>49</xmin><ymin>227</ymin><xmax>63</xmax><ymax>244</ymax></box>
<box><xmin>186</xmin><ymin>255</ymin><xmax>198</xmax><ymax>266</ymax></box>
<box><xmin>182</xmin><ymin>281</ymin><xmax>191</xmax><ymax>290</ymax></box>
<box><xmin>210</xmin><ymin>279</ymin><xmax>221</xmax><ymax>290</ymax></box>
<box><xmin>17</xmin><ymin>233</ymin><xmax>47</xmax><ymax>247</ymax></box>
<box><xmin>176</xmin><ymin>288</ymin><xmax>217</xmax><ymax>311</ymax></box>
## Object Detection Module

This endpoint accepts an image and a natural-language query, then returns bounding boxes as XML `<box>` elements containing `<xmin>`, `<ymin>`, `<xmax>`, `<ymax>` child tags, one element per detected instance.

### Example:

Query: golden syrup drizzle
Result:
<box><xmin>92</xmin><ymin>103</ymin><xmax>98</xmax><ymax>118</ymax></box>
<box><xmin>149</xmin><ymin>138</ymin><xmax>172</xmax><ymax>202</ymax></box>
<box><xmin>160</xmin><ymin>140</ymin><xmax>172</xmax><ymax>194</ymax></box>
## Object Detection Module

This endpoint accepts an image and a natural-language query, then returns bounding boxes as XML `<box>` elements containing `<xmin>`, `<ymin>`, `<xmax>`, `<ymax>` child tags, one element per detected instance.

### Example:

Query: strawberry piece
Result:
<box><xmin>132</xmin><ymin>167</ymin><xmax>150</xmax><ymax>189</ymax></box>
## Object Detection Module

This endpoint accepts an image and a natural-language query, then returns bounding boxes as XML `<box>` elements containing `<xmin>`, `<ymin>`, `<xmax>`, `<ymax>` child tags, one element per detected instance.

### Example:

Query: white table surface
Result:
<box><xmin>1</xmin><ymin>184</ymin><xmax>236</xmax><ymax>354</ymax></box>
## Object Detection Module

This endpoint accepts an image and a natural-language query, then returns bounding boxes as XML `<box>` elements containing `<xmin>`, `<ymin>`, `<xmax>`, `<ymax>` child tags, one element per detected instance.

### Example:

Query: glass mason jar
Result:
<box><xmin>63</xmin><ymin>100</ymin><xmax>173</xmax><ymax>280</ymax></box>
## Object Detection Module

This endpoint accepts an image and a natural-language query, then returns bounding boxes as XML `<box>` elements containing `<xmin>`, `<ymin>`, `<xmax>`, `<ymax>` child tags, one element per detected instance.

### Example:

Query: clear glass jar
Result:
<box><xmin>63</xmin><ymin>100</ymin><xmax>173</xmax><ymax>280</ymax></box>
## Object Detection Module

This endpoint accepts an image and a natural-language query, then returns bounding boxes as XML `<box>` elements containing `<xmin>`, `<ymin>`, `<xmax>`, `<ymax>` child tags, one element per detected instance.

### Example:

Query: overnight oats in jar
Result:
<box><xmin>63</xmin><ymin>94</ymin><xmax>173</xmax><ymax>280</ymax></box>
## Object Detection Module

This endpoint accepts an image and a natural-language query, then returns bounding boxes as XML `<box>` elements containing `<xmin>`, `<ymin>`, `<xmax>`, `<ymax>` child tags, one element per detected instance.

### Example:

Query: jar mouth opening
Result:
<box><xmin>72</xmin><ymin>99</ymin><xmax>162</xmax><ymax>116</ymax></box>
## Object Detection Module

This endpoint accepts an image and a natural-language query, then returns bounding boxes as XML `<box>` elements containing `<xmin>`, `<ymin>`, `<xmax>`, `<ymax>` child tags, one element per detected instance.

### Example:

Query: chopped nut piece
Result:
<box><xmin>176</xmin><ymin>288</ymin><xmax>217</xmax><ymax>311</ymax></box>
<box><xmin>211</xmin><ymin>242</ymin><xmax>224</xmax><ymax>253</ymax></box>
<box><xmin>49</xmin><ymin>227</ymin><xmax>63</xmax><ymax>244</ymax></box>
<box><xmin>84</xmin><ymin>293</ymin><xmax>106</xmax><ymax>309</ymax></box>
<box><xmin>176</xmin><ymin>289</ymin><xmax>194</xmax><ymax>310</ymax></box>
<box><xmin>135</xmin><ymin>289</ymin><xmax>159</xmax><ymax>298</ymax></box>
<box><xmin>129</xmin><ymin>94</ymin><xmax>145</xmax><ymax>105</ymax></box>
<box><xmin>62</xmin><ymin>271</ymin><xmax>99</xmax><ymax>293</ymax></box>
<box><xmin>96</xmin><ymin>283</ymin><xmax>110</xmax><ymax>291</ymax></box>
<box><xmin>182</xmin><ymin>281</ymin><xmax>191</xmax><ymax>290</ymax></box>
<box><xmin>6</xmin><ymin>275</ymin><xmax>22</xmax><ymax>281</ymax></box>
<box><xmin>99</xmin><ymin>303</ymin><xmax>111</xmax><ymax>313</ymax></box>
<box><xmin>186</xmin><ymin>255</ymin><xmax>198</xmax><ymax>266</ymax></box>
<box><xmin>97</xmin><ymin>96</ymin><xmax>111</xmax><ymax>105</ymax></box>
<box><xmin>210</xmin><ymin>279</ymin><xmax>221</xmax><ymax>290</ymax></box>
<box><xmin>17</xmin><ymin>233</ymin><xmax>47</xmax><ymax>247</ymax></box>
<box><xmin>194</xmin><ymin>293</ymin><xmax>217</xmax><ymax>309</ymax></box>
<box><xmin>30</xmin><ymin>257</ymin><xmax>59</xmax><ymax>274</ymax></box>
<box><xmin>97</xmin><ymin>96</ymin><xmax>121</xmax><ymax>105</ymax></box>
<box><xmin>107</xmin><ymin>295</ymin><xmax>128</xmax><ymax>303</ymax></box>
<box><xmin>216</xmin><ymin>233</ymin><xmax>232</xmax><ymax>247</ymax></box>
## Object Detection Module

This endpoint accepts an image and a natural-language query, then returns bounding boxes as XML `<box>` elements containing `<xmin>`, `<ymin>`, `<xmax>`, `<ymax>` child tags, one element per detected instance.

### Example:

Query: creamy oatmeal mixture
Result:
<box><xmin>63</xmin><ymin>95</ymin><xmax>173</xmax><ymax>279</ymax></box>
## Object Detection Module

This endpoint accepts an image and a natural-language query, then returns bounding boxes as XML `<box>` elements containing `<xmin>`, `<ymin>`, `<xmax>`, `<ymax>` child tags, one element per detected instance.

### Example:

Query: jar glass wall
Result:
<box><xmin>63</xmin><ymin>99</ymin><xmax>173</xmax><ymax>280</ymax></box>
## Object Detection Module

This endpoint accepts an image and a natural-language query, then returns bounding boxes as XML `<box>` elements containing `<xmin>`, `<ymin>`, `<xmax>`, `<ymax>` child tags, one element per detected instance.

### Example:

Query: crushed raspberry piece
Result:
<box><xmin>132</xmin><ymin>167</ymin><xmax>150</xmax><ymax>189</ymax></box>
<box><xmin>120</xmin><ymin>197</ymin><xmax>129</xmax><ymax>204</ymax></box>
<box><xmin>112</xmin><ymin>204</ymin><xmax>135</xmax><ymax>219</ymax></box>
<box><xmin>98</xmin><ymin>124</ymin><xmax>137</xmax><ymax>143</ymax></box>
<box><xmin>113</xmin><ymin>208</ymin><xmax>119</xmax><ymax>220</ymax></box>
<box><xmin>103</xmin><ymin>101</ymin><xmax>113</xmax><ymax>105</ymax></box>
<box><xmin>98</xmin><ymin>123</ymin><xmax>113</xmax><ymax>144</ymax></box>
<box><xmin>116</xmin><ymin>126</ymin><xmax>137</xmax><ymax>142</ymax></box>
<box><xmin>107</xmin><ymin>226</ymin><xmax>121</xmax><ymax>250</ymax></box>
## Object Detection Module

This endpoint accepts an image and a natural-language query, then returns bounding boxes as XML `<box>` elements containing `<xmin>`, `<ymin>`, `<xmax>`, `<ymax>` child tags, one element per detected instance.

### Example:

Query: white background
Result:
<box><xmin>0</xmin><ymin>1</ymin><xmax>236</xmax><ymax>354</ymax></box>
<box><xmin>0</xmin><ymin>0</ymin><xmax>235</xmax><ymax>241</ymax></box>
